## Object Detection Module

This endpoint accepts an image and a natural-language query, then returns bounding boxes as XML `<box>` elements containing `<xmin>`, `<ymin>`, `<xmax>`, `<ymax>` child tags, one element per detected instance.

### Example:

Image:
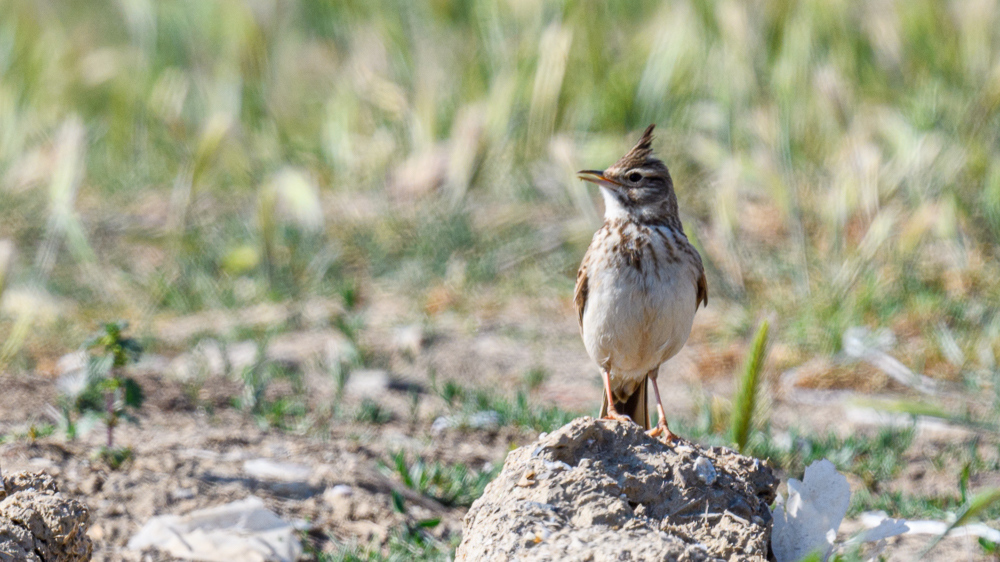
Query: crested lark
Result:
<box><xmin>575</xmin><ymin>124</ymin><xmax>707</xmax><ymax>441</ymax></box>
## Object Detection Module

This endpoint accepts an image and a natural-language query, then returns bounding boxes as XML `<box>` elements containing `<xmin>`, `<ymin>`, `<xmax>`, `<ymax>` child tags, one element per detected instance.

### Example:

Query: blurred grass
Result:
<box><xmin>2</xmin><ymin>0</ymin><xmax>999</xmax><ymax>378</ymax></box>
<box><xmin>2</xmin><ymin>1</ymin><xmax>1000</xmax><ymax>502</ymax></box>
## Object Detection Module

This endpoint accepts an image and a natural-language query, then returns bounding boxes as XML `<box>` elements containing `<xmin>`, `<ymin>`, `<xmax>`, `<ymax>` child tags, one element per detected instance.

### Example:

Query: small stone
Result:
<box><xmin>242</xmin><ymin>459</ymin><xmax>318</xmax><ymax>498</ymax></box>
<box><xmin>324</xmin><ymin>484</ymin><xmax>353</xmax><ymax>500</ymax></box>
<box><xmin>343</xmin><ymin>369</ymin><xmax>391</xmax><ymax>397</ymax></box>
<box><xmin>432</xmin><ymin>410</ymin><xmax>501</xmax><ymax>434</ymax></box>
<box><xmin>517</xmin><ymin>470</ymin><xmax>537</xmax><ymax>487</ymax></box>
<box><xmin>392</xmin><ymin>325</ymin><xmax>424</xmax><ymax>356</ymax></box>
<box><xmin>693</xmin><ymin>457</ymin><xmax>717</xmax><ymax>485</ymax></box>
<box><xmin>107</xmin><ymin>503</ymin><xmax>126</xmax><ymax>517</ymax></box>
<box><xmin>170</xmin><ymin>487</ymin><xmax>196</xmax><ymax>501</ymax></box>
<box><xmin>80</xmin><ymin>473</ymin><xmax>104</xmax><ymax>495</ymax></box>
<box><xmin>543</xmin><ymin>460</ymin><xmax>571</xmax><ymax>472</ymax></box>
<box><xmin>243</xmin><ymin>458</ymin><xmax>312</xmax><ymax>481</ymax></box>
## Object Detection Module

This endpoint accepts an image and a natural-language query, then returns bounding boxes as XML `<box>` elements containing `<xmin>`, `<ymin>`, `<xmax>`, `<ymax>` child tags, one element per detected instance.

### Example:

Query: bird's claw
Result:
<box><xmin>646</xmin><ymin>422</ymin><xmax>680</xmax><ymax>444</ymax></box>
<box><xmin>601</xmin><ymin>412</ymin><xmax>635</xmax><ymax>424</ymax></box>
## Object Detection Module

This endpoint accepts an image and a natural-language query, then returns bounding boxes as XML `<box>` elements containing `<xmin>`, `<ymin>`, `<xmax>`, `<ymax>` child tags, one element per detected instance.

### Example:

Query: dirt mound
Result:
<box><xmin>0</xmin><ymin>471</ymin><xmax>93</xmax><ymax>562</ymax></box>
<box><xmin>457</xmin><ymin>417</ymin><xmax>777</xmax><ymax>561</ymax></box>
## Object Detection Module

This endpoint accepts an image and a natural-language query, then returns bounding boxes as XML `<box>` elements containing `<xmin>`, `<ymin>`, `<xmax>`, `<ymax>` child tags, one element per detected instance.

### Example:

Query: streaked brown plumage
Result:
<box><xmin>574</xmin><ymin>124</ymin><xmax>707</xmax><ymax>440</ymax></box>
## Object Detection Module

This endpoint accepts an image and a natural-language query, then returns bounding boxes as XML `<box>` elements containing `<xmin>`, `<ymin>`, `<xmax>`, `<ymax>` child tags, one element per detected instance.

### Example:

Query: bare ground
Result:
<box><xmin>1</xmin><ymin>296</ymin><xmax>998</xmax><ymax>560</ymax></box>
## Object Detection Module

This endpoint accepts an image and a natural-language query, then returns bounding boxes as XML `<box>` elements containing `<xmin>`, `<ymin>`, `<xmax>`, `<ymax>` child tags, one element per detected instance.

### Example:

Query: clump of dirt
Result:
<box><xmin>457</xmin><ymin>417</ymin><xmax>777</xmax><ymax>561</ymax></box>
<box><xmin>0</xmin><ymin>471</ymin><xmax>93</xmax><ymax>562</ymax></box>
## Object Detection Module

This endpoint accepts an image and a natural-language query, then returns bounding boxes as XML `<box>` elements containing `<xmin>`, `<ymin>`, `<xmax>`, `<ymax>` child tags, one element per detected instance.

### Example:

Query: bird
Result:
<box><xmin>574</xmin><ymin>124</ymin><xmax>707</xmax><ymax>441</ymax></box>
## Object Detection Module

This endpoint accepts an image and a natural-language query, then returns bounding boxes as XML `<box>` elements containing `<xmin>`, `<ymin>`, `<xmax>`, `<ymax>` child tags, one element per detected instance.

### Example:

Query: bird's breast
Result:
<box><xmin>580</xmin><ymin>223</ymin><xmax>698</xmax><ymax>381</ymax></box>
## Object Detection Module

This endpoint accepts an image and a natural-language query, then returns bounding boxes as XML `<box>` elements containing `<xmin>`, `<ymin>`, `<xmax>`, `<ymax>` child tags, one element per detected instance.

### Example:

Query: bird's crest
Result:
<box><xmin>610</xmin><ymin>124</ymin><xmax>660</xmax><ymax>172</ymax></box>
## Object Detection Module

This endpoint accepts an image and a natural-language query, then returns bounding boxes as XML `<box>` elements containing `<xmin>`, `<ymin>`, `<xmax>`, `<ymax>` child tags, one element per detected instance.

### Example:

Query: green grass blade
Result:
<box><xmin>729</xmin><ymin>320</ymin><xmax>770</xmax><ymax>454</ymax></box>
<box><xmin>920</xmin><ymin>487</ymin><xmax>1000</xmax><ymax>559</ymax></box>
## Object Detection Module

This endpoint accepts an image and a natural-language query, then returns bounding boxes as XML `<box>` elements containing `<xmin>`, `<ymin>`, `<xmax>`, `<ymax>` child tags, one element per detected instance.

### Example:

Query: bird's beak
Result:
<box><xmin>577</xmin><ymin>170</ymin><xmax>621</xmax><ymax>189</ymax></box>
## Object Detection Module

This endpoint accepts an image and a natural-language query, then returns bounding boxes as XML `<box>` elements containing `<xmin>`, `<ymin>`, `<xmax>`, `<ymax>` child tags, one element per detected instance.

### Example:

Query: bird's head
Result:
<box><xmin>577</xmin><ymin>124</ymin><xmax>678</xmax><ymax>225</ymax></box>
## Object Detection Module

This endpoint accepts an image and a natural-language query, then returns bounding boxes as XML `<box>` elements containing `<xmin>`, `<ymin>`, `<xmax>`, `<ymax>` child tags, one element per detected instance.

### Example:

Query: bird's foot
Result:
<box><xmin>646</xmin><ymin>421</ymin><xmax>681</xmax><ymax>444</ymax></box>
<box><xmin>601</xmin><ymin>412</ymin><xmax>635</xmax><ymax>424</ymax></box>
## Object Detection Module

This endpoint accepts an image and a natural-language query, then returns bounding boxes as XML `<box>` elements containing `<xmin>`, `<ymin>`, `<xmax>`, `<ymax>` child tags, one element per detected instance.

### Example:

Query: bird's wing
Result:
<box><xmin>696</xmin><ymin>267</ymin><xmax>708</xmax><ymax>309</ymax></box>
<box><xmin>574</xmin><ymin>259</ymin><xmax>589</xmax><ymax>329</ymax></box>
<box><xmin>684</xmin><ymin>239</ymin><xmax>708</xmax><ymax>309</ymax></box>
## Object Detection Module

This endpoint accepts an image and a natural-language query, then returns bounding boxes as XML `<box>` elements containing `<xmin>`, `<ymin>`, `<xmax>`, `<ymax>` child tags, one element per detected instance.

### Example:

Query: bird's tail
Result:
<box><xmin>599</xmin><ymin>374</ymin><xmax>650</xmax><ymax>430</ymax></box>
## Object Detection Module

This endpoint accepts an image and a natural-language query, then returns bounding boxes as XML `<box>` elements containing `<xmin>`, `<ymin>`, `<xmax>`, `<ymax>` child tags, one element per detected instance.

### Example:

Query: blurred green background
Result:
<box><xmin>1</xmin><ymin>0</ymin><xmax>999</xmax><ymax>387</ymax></box>
<box><xmin>4</xmin><ymin>1</ymin><xmax>1000</xmax><ymax>559</ymax></box>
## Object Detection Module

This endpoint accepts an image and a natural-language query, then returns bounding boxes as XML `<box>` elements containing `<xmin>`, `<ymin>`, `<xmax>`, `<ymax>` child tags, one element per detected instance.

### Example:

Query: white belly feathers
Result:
<box><xmin>581</xmin><ymin>224</ymin><xmax>698</xmax><ymax>390</ymax></box>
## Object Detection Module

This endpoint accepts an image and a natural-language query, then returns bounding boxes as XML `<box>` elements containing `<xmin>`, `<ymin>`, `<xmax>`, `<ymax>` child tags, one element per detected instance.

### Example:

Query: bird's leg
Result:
<box><xmin>645</xmin><ymin>375</ymin><xmax>680</xmax><ymax>442</ymax></box>
<box><xmin>601</xmin><ymin>369</ymin><xmax>633</xmax><ymax>423</ymax></box>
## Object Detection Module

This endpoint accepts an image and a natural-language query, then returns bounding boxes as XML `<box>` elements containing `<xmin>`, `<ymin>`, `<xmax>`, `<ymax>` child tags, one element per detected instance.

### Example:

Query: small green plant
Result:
<box><xmin>384</xmin><ymin>451</ymin><xmax>499</xmax><ymax>507</ymax></box>
<box><xmin>55</xmin><ymin>401</ymin><xmax>77</xmax><ymax>441</ymax></box>
<box><xmin>20</xmin><ymin>422</ymin><xmax>56</xmax><ymax>443</ymax></box>
<box><xmin>355</xmin><ymin>398</ymin><xmax>393</xmax><ymax>425</ymax></box>
<box><xmin>522</xmin><ymin>367</ymin><xmax>548</xmax><ymax>392</ymax></box>
<box><xmin>259</xmin><ymin>397</ymin><xmax>307</xmax><ymax>431</ymax></box>
<box><xmin>438</xmin><ymin>380</ymin><xmax>465</xmax><ymax>406</ymax></box>
<box><xmin>729</xmin><ymin>320</ymin><xmax>770</xmax><ymax>454</ymax></box>
<box><xmin>239</xmin><ymin>337</ymin><xmax>271</xmax><ymax>414</ymax></box>
<box><xmin>408</xmin><ymin>390</ymin><xmax>421</xmax><ymax>428</ymax></box>
<box><xmin>80</xmin><ymin>322</ymin><xmax>144</xmax><ymax>458</ymax></box>
<box><xmin>97</xmin><ymin>446</ymin><xmax>134</xmax><ymax>470</ymax></box>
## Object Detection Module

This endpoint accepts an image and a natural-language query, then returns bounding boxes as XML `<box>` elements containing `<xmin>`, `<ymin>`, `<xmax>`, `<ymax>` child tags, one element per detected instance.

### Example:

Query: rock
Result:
<box><xmin>79</xmin><ymin>473</ymin><xmax>103</xmax><ymax>495</ymax></box>
<box><xmin>431</xmin><ymin>410</ymin><xmax>501</xmax><ymax>434</ymax></box>
<box><xmin>170</xmin><ymin>487</ymin><xmax>197</xmax><ymax>501</ymax></box>
<box><xmin>242</xmin><ymin>459</ymin><xmax>318</xmax><ymax>499</ymax></box>
<box><xmin>127</xmin><ymin>496</ymin><xmax>302</xmax><ymax>562</ymax></box>
<box><xmin>242</xmin><ymin>458</ymin><xmax>306</xmax><ymax>479</ymax></box>
<box><xmin>392</xmin><ymin>324</ymin><xmax>424</xmax><ymax>356</ymax></box>
<box><xmin>0</xmin><ymin>471</ymin><xmax>93</xmax><ymax>562</ymax></box>
<box><xmin>457</xmin><ymin>417</ymin><xmax>777</xmax><ymax>562</ymax></box>
<box><xmin>343</xmin><ymin>369</ymin><xmax>391</xmax><ymax>397</ymax></box>
<box><xmin>323</xmin><ymin>485</ymin><xmax>353</xmax><ymax>500</ymax></box>
<box><xmin>243</xmin><ymin>459</ymin><xmax>311</xmax><ymax>482</ymax></box>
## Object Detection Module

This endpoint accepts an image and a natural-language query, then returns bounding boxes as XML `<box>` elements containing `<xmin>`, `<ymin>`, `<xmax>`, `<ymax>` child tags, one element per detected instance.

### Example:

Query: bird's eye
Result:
<box><xmin>628</xmin><ymin>172</ymin><xmax>642</xmax><ymax>183</ymax></box>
